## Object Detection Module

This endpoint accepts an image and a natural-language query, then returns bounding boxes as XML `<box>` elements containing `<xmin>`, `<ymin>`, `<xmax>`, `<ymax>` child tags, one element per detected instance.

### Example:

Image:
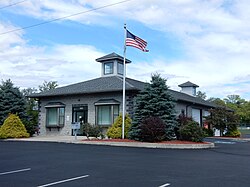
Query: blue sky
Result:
<box><xmin>0</xmin><ymin>0</ymin><xmax>250</xmax><ymax>100</ymax></box>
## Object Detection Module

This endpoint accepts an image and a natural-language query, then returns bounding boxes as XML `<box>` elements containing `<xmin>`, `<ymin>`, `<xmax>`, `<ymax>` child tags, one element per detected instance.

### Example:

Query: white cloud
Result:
<box><xmin>1</xmin><ymin>0</ymin><xmax>250</xmax><ymax>99</ymax></box>
<box><xmin>0</xmin><ymin>21</ymin><xmax>104</xmax><ymax>88</ymax></box>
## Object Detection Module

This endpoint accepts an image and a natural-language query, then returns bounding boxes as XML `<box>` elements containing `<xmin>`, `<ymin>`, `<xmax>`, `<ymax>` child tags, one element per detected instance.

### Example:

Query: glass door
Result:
<box><xmin>72</xmin><ymin>105</ymin><xmax>88</xmax><ymax>135</ymax></box>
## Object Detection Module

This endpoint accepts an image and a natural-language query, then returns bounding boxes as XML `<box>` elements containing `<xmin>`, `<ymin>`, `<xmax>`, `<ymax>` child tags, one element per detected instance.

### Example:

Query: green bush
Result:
<box><xmin>203</xmin><ymin>128</ymin><xmax>214</xmax><ymax>137</ymax></box>
<box><xmin>225</xmin><ymin>129</ymin><xmax>241</xmax><ymax>137</ymax></box>
<box><xmin>175</xmin><ymin>114</ymin><xmax>193</xmax><ymax>140</ymax></box>
<box><xmin>139</xmin><ymin>116</ymin><xmax>166</xmax><ymax>142</ymax></box>
<box><xmin>0</xmin><ymin>114</ymin><xmax>29</xmax><ymax>139</ymax></box>
<box><xmin>107</xmin><ymin>114</ymin><xmax>132</xmax><ymax>139</ymax></box>
<box><xmin>82</xmin><ymin>123</ymin><xmax>103</xmax><ymax>139</ymax></box>
<box><xmin>179</xmin><ymin>121</ymin><xmax>204</xmax><ymax>142</ymax></box>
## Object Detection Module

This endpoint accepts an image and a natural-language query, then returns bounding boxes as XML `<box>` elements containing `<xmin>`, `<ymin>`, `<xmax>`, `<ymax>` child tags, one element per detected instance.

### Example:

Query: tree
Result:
<box><xmin>207</xmin><ymin>97</ymin><xmax>226</xmax><ymax>107</ymax></box>
<box><xmin>0</xmin><ymin>79</ymin><xmax>26</xmax><ymax>125</ymax></box>
<box><xmin>22</xmin><ymin>88</ymin><xmax>39</xmax><ymax>136</ymax></box>
<box><xmin>39</xmin><ymin>81</ymin><xmax>58</xmax><ymax>92</ymax></box>
<box><xmin>224</xmin><ymin>95</ymin><xmax>246</xmax><ymax>105</ymax></box>
<box><xmin>129</xmin><ymin>74</ymin><xmax>177</xmax><ymax>141</ymax></box>
<box><xmin>205</xmin><ymin>107</ymin><xmax>239</xmax><ymax>136</ymax></box>
<box><xmin>196</xmin><ymin>91</ymin><xmax>207</xmax><ymax>100</ymax></box>
<box><xmin>237</xmin><ymin>102</ymin><xmax>250</xmax><ymax>124</ymax></box>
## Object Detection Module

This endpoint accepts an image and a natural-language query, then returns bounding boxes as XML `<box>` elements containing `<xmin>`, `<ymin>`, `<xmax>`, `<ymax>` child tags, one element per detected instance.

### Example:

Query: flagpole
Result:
<box><xmin>122</xmin><ymin>23</ymin><xmax>127</xmax><ymax>139</ymax></box>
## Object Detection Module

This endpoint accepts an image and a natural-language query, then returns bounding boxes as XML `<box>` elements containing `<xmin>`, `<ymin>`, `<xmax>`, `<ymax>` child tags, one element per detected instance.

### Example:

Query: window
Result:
<box><xmin>96</xmin><ymin>105</ymin><xmax>119</xmax><ymax>126</ymax></box>
<box><xmin>104</xmin><ymin>62</ymin><xmax>113</xmax><ymax>75</ymax></box>
<box><xmin>118</xmin><ymin>63</ymin><xmax>124</xmax><ymax>75</ymax></box>
<box><xmin>46</xmin><ymin>107</ymin><xmax>65</xmax><ymax>127</ymax></box>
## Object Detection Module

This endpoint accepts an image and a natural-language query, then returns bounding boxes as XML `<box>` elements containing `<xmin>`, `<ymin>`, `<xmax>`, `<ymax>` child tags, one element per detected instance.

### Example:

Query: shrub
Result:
<box><xmin>82</xmin><ymin>123</ymin><xmax>103</xmax><ymax>139</ymax></box>
<box><xmin>138</xmin><ymin>116</ymin><xmax>166</xmax><ymax>142</ymax></box>
<box><xmin>224</xmin><ymin>129</ymin><xmax>241</xmax><ymax>137</ymax></box>
<box><xmin>0</xmin><ymin>114</ymin><xmax>29</xmax><ymax>139</ymax></box>
<box><xmin>203</xmin><ymin>128</ymin><xmax>214</xmax><ymax>137</ymax></box>
<box><xmin>175</xmin><ymin>114</ymin><xmax>193</xmax><ymax>140</ymax></box>
<box><xmin>179</xmin><ymin>121</ymin><xmax>204</xmax><ymax>142</ymax></box>
<box><xmin>107</xmin><ymin>114</ymin><xmax>132</xmax><ymax>139</ymax></box>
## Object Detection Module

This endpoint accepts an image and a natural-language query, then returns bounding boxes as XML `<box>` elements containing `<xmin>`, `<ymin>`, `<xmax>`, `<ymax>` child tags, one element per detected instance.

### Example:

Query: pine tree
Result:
<box><xmin>0</xmin><ymin>79</ymin><xmax>26</xmax><ymax>125</ymax></box>
<box><xmin>129</xmin><ymin>74</ymin><xmax>177</xmax><ymax>140</ymax></box>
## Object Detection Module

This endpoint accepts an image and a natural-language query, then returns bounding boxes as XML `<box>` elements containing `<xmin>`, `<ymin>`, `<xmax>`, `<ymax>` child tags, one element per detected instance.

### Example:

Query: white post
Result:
<box><xmin>122</xmin><ymin>24</ymin><xmax>127</xmax><ymax>139</ymax></box>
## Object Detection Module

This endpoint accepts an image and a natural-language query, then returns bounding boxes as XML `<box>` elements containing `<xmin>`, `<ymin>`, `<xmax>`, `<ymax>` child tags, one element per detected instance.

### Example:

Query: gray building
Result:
<box><xmin>30</xmin><ymin>52</ymin><xmax>217</xmax><ymax>136</ymax></box>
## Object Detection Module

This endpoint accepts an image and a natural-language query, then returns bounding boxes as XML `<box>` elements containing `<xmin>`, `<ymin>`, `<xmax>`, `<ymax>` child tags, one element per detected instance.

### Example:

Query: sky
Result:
<box><xmin>0</xmin><ymin>0</ymin><xmax>250</xmax><ymax>100</ymax></box>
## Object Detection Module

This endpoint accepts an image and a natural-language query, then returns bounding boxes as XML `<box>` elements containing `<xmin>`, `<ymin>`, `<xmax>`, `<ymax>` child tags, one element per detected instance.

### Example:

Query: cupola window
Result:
<box><xmin>104</xmin><ymin>62</ymin><xmax>113</xmax><ymax>75</ymax></box>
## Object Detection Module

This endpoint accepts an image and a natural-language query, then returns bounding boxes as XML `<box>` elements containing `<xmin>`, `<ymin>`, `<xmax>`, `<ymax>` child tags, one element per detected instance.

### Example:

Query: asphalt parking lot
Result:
<box><xmin>0</xmin><ymin>140</ymin><xmax>250</xmax><ymax>187</ymax></box>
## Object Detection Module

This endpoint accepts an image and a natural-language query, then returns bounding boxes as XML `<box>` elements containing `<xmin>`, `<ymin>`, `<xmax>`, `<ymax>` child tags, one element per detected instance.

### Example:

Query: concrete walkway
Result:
<box><xmin>5</xmin><ymin>135</ymin><xmax>215</xmax><ymax>149</ymax></box>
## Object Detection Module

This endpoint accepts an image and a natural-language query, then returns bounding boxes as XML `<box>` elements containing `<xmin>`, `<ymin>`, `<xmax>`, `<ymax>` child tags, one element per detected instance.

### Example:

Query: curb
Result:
<box><xmin>4</xmin><ymin>138</ymin><xmax>215</xmax><ymax>149</ymax></box>
<box><xmin>78</xmin><ymin>141</ymin><xmax>215</xmax><ymax>149</ymax></box>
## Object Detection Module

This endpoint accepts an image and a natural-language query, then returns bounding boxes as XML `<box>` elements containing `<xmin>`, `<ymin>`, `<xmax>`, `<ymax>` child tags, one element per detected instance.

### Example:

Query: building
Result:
<box><xmin>30</xmin><ymin>52</ymin><xmax>217</xmax><ymax>136</ymax></box>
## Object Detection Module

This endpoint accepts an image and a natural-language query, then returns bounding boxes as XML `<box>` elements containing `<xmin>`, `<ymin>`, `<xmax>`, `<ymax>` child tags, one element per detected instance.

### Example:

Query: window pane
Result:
<box><xmin>98</xmin><ymin>105</ymin><xmax>111</xmax><ymax>125</ymax></box>
<box><xmin>59</xmin><ymin>108</ymin><xmax>65</xmax><ymax>125</ymax></box>
<box><xmin>59</xmin><ymin>116</ymin><xmax>64</xmax><ymax>125</ymax></box>
<box><xmin>118</xmin><ymin>63</ymin><xmax>124</xmax><ymax>75</ymax></box>
<box><xmin>113</xmin><ymin>105</ymin><xmax>119</xmax><ymax>121</ymax></box>
<box><xmin>59</xmin><ymin>107</ymin><xmax>65</xmax><ymax>115</ymax></box>
<box><xmin>104</xmin><ymin>62</ymin><xmax>113</xmax><ymax>74</ymax></box>
<box><xmin>47</xmin><ymin>108</ymin><xmax>57</xmax><ymax>126</ymax></box>
<box><xmin>46</xmin><ymin>107</ymin><xmax>65</xmax><ymax>127</ymax></box>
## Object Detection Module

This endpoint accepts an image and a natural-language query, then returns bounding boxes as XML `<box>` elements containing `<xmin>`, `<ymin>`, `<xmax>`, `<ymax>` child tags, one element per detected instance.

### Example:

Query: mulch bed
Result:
<box><xmin>82</xmin><ymin>138</ymin><xmax>209</xmax><ymax>144</ymax></box>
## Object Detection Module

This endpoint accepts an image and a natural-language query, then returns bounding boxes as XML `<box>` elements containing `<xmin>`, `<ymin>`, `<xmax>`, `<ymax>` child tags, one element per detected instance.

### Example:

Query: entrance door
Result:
<box><xmin>72</xmin><ymin>105</ymin><xmax>88</xmax><ymax>135</ymax></box>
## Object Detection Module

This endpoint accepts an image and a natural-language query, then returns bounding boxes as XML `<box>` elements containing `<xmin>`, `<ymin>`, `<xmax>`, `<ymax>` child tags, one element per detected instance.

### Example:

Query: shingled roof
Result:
<box><xmin>30</xmin><ymin>76</ymin><xmax>144</xmax><ymax>97</ymax></box>
<box><xmin>96</xmin><ymin>52</ymin><xmax>131</xmax><ymax>63</ymax></box>
<box><xmin>178</xmin><ymin>81</ymin><xmax>199</xmax><ymax>88</ymax></box>
<box><xmin>30</xmin><ymin>76</ymin><xmax>217</xmax><ymax>108</ymax></box>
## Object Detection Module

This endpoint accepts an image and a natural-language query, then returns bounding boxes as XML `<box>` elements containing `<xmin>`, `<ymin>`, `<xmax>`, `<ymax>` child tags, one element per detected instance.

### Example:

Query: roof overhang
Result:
<box><xmin>94</xmin><ymin>99</ymin><xmax>120</xmax><ymax>105</ymax></box>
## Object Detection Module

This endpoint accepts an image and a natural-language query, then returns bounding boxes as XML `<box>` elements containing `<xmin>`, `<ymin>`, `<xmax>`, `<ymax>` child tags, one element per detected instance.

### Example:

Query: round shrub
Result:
<box><xmin>107</xmin><ymin>114</ymin><xmax>132</xmax><ymax>139</ymax></box>
<box><xmin>82</xmin><ymin>123</ymin><xmax>102</xmax><ymax>139</ymax></box>
<box><xmin>139</xmin><ymin>116</ymin><xmax>166</xmax><ymax>142</ymax></box>
<box><xmin>0</xmin><ymin>114</ymin><xmax>29</xmax><ymax>139</ymax></box>
<box><xmin>203</xmin><ymin>128</ymin><xmax>214</xmax><ymax>137</ymax></box>
<box><xmin>225</xmin><ymin>129</ymin><xmax>241</xmax><ymax>137</ymax></box>
<box><xmin>179</xmin><ymin>121</ymin><xmax>204</xmax><ymax>142</ymax></box>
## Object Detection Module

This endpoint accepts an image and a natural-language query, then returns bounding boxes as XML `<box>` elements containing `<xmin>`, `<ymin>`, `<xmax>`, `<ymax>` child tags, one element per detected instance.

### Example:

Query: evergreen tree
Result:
<box><xmin>129</xmin><ymin>74</ymin><xmax>177</xmax><ymax>140</ymax></box>
<box><xmin>0</xmin><ymin>79</ymin><xmax>26</xmax><ymax>125</ymax></box>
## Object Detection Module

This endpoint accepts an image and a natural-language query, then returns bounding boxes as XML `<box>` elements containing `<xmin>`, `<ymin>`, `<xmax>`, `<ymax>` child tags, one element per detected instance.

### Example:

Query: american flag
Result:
<box><xmin>125</xmin><ymin>30</ymin><xmax>149</xmax><ymax>52</ymax></box>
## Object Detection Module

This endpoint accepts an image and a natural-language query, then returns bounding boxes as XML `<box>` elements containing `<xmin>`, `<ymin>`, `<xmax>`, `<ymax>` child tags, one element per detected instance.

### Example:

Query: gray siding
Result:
<box><xmin>39</xmin><ymin>92</ymin><xmax>125</xmax><ymax>136</ymax></box>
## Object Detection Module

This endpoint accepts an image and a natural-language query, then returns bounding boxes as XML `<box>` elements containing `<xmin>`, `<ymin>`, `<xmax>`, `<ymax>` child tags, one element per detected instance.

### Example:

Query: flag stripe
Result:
<box><xmin>125</xmin><ymin>29</ymin><xmax>148</xmax><ymax>52</ymax></box>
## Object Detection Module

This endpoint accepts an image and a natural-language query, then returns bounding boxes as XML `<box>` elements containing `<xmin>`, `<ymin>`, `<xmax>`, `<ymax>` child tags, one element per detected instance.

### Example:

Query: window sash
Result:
<box><xmin>96</xmin><ymin>105</ymin><xmax>119</xmax><ymax>126</ymax></box>
<box><xmin>46</xmin><ymin>107</ymin><xmax>65</xmax><ymax>127</ymax></box>
<box><xmin>104</xmin><ymin>62</ymin><xmax>113</xmax><ymax>75</ymax></box>
<box><xmin>118</xmin><ymin>63</ymin><xmax>124</xmax><ymax>75</ymax></box>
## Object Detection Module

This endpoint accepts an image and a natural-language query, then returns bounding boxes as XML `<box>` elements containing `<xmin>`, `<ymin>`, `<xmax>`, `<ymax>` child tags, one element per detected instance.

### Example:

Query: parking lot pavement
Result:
<box><xmin>205</xmin><ymin>137</ymin><xmax>250</xmax><ymax>144</ymax></box>
<box><xmin>1</xmin><ymin>141</ymin><xmax>250</xmax><ymax>187</ymax></box>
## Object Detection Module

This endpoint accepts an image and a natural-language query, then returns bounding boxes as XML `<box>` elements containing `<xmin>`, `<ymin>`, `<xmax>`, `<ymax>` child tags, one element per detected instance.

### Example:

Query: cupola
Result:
<box><xmin>96</xmin><ymin>52</ymin><xmax>131</xmax><ymax>77</ymax></box>
<box><xmin>178</xmin><ymin>81</ymin><xmax>199</xmax><ymax>96</ymax></box>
